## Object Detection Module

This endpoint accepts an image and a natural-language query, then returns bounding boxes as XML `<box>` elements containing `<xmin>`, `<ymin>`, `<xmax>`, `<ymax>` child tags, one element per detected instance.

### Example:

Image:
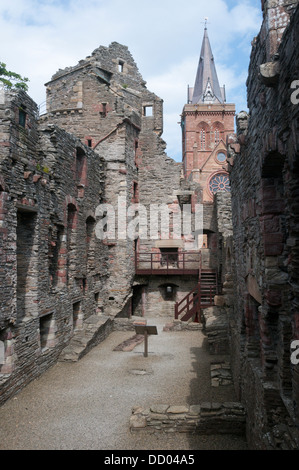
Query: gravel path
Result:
<box><xmin>0</xmin><ymin>316</ymin><xmax>247</xmax><ymax>450</ymax></box>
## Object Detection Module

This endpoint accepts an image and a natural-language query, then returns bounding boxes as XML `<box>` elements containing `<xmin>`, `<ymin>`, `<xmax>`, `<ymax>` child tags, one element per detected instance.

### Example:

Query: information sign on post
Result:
<box><xmin>134</xmin><ymin>325</ymin><xmax>158</xmax><ymax>357</ymax></box>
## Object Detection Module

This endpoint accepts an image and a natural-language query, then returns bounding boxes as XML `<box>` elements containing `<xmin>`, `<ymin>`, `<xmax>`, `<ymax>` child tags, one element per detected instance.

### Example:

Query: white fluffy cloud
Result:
<box><xmin>0</xmin><ymin>0</ymin><xmax>262</xmax><ymax>160</ymax></box>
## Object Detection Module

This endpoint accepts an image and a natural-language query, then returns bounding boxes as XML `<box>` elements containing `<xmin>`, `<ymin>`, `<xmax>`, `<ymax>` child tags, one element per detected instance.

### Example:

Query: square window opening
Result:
<box><xmin>143</xmin><ymin>105</ymin><xmax>153</xmax><ymax>117</ymax></box>
<box><xmin>160</xmin><ymin>248</ymin><xmax>178</xmax><ymax>267</ymax></box>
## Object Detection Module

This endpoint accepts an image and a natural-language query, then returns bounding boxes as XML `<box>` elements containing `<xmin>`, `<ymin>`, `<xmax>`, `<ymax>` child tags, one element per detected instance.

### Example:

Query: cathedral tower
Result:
<box><xmin>181</xmin><ymin>26</ymin><xmax>235</xmax><ymax>202</ymax></box>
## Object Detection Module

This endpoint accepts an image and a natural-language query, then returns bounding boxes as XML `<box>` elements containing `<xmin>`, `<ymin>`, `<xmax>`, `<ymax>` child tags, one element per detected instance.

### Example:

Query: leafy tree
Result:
<box><xmin>0</xmin><ymin>62</ymin><xmax>29</xmax><ymax>91</ymax></box>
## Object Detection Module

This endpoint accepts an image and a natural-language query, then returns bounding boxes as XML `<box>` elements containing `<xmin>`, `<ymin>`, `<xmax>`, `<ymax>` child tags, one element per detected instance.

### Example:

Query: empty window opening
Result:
<box><xmin>94</xmin><ymin>292</ymin><xmax>103</xmax><ymax>314</ymax></box>
<box><xmin>19</xmin><ymin>107</ymin><xmax>27</xmax><ymax>127</ymax></box>
<box><xmin>86</xmin><ymin>216</ymin><xmax>96</xmax><ymax>273</ymax></box>
<box><xmin>132</xmin><ymin>181</ymin><xmax>139</xmax><ymax>202</ymax></box>
<box><xmin>160</xmin><ymin>248</ymin><xmax>178</xmax><ymax>267</ymax></box>
<box><xmin>132</xmin><ymin>285</ymin><xmax>145</xmax><ymax>317</ymax></box>
<box><xmin>16</xmin><ymin>210</ymin><xmax>38</xmax><ymax>321</ymax></box>
<box><xmin>143</xmin><ymin>105</ymin><xmax>153</xmax><ymax>117</ymax></box>
<box><xmin>67</xmin><ymin>204</ymin><xmax>77</xmax><ymax>234</ymax></box>
<box><xmin>118</xmin><ymin>61</ymin><xmax>124</xmax><ymax>73</ymax></box>
<box><xmin>0</xmin><ymin>335</ymin><xmax>4</xmax><ymax>369</ymax></box>
<box><xmin>75</xmin><ymin>148</ymin><xmax>86</xmax><ymax>185</ymax></box>
<box><xmin>72</xmin><ymin>301</ymin><xmax>82</xmax><ymax>331</ymax></box>
<box><xmin>100</xmin><ymin>103</ymin><xmax>107</xmax><ymax>118</ymax></box>
<box><xmin>134</xmin><ymin>140</ymin><xmax>139</xmax><ymax>167</ymax></box>
<box><xmin>159</xmin><ymin>283</ymin><xmax>177</xmax><ymax>301</ymax></box>
<box><xmin>165</xmin><ymin>284</ymin><xmax>175</xmax><ymax>300</ymax></box>
<box><xmin>67</xmin><ymin>204</ymin><xmax>77</xmax><ymax>285</ymax></box>
<box><xmin>86</xmin><ymin>216</ymin><xmax>95</xmax><ymax>241</ymax></box>
<box><xmin>39</xmin><ymin>313</ymin><xmax>54</xmax><ymax>350</ymax></box>
<box><xmin>48</xmin><ymin>225</ymin><xmax>64</xmax><ymax>288</ymax></box>
<box><xmin>82</xmin><ymin>277</ymin><xmax>87</xmax><ymax>294</ymax></box>
<box><xmin>87</xmin><ymin>139</ymin><xmax>92</xmax><ymax>148</ymax></box>
<box><xmin>201</xmin><ymin>234</ymin><xmax>208</xmax><ymax>248</ymax></box>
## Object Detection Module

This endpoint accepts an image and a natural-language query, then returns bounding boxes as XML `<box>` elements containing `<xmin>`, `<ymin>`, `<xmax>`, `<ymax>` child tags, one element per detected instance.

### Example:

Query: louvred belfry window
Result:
<box><xmin>200</xmin><ymin>130</ymin><xmax>205</xmax><ymax>150</ymax></box>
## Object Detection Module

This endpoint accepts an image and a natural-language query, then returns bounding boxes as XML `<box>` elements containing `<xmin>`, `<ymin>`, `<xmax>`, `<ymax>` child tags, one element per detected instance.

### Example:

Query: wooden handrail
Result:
<box><xmin>175</xmin><ymin>283</ymin><xmax>200</xmax><ymax>320</ymax></box>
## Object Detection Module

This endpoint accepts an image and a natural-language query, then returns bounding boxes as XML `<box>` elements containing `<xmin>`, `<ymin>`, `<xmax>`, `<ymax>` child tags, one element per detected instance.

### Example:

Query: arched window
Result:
<box><xmin>198</xmin><ymin>122</ymin><xmax>209</xmax><ymax>150</ymax></box>
<box><xmin>211</xmin><ymin>122</ymin><xmax>224</xmax><ymax>148</ymax></box>
<box><xmin>86</xmin><ymin>216</ymin><xmax>96</xmax><ymax>273</ymax></box>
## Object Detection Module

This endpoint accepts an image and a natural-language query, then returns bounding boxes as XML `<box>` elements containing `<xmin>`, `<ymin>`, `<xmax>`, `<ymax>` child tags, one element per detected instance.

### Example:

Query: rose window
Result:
<box><xmin>209</xmin><ymin>173</ymin><xmax>230</xmax><ymax>194</ymax></box>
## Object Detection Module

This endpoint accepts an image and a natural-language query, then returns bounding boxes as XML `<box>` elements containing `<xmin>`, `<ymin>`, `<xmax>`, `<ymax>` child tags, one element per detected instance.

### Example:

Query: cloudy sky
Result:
<box><xmin>0</xmin><ymin>0</ymin><xmax>262</xmax><ymax>161</ymax></box>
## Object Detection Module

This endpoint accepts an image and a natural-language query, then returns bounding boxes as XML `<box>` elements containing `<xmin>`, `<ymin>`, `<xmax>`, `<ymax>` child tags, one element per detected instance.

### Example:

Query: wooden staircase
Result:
<box><xmin>174</xmin><ymin>269</ymin><xmax>219</xmax><ymax>323</ymax></box>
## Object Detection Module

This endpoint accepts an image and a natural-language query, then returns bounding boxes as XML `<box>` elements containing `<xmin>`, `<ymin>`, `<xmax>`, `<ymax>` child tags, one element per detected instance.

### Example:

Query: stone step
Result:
<box><xmin>58</xmin><ymin>314</ymin><xmax>113</xmax><ymax>362</ymax></box>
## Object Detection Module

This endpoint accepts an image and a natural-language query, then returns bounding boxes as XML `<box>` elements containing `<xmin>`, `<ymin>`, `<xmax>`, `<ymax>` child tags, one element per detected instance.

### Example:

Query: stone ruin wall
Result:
<box><xmin>227</xmin><ymin>0</ymin><xmax>299</xmax><ymax>449</ymax></box>
<box><xmin>0</xmin><ymin>42</ymin><xmax>200</xmax><ymax>405</ymax></box>
<box><xmin>0</xmin><ymin>89</ymin><xmax>110</xmax><ymax>405</ymax></box>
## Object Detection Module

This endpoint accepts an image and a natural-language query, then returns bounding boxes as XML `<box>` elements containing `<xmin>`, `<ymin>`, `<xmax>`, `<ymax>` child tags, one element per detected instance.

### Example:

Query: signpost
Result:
<box><xmin>134</xmin><ymin>324</ymin><xmax>158</xmax><ymax>357</ymax></box>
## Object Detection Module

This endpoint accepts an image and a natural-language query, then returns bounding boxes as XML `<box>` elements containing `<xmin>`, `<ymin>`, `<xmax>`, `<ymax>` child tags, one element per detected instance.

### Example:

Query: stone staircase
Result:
<box><xmin>58</xmin><ymin>313</ymin><xmax>113</xmax><ymax>362</ymax></box>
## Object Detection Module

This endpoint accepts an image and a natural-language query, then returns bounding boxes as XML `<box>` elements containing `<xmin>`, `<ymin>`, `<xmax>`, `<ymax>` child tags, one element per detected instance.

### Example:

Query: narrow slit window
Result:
<box><xmin>19</xmin><ymin>107</ymin><xmax>27</xmax><ymax>127</ymax></box>
<box><xmin>40</xmin><ymin>313</ymin><xmax>54</xmax><ymax>350</ymax></box>
<box><xmin>100</xmin><ymin>103</ymin><xmax>107</xmax><ymax>118</ymax></box>
<box><xmin>200</xmin><ymin>130</ymin><xmax>206</xmax><ymax>150</ymax></box>
<box><xmin>73</xmin><ymin>301</ymin><xmax>82</xmax><ymax>330</ymax></box>
<box><xmin>118</xmin><ymin>61</ymin><xmax>124</xmax><ymax>73</ymax></box>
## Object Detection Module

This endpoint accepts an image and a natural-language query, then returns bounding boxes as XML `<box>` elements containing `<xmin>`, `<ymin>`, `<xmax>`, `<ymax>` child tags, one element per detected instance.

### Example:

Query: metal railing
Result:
<box><xmin>135</xmin><ymin>251</ymin><xmax>200</xmax><ymax>275</ymax></box>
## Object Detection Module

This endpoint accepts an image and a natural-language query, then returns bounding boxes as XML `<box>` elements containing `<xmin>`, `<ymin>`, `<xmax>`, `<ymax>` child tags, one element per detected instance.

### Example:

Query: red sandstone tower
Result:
<box><xmin>181</xmin><ymin>27</ymin><xmax>235</xmax><ymax>202</ymax></box>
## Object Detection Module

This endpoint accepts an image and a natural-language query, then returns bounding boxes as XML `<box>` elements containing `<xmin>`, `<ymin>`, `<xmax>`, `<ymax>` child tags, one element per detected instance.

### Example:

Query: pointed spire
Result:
<box><xmin>191</xmin><ymin>27</ymin><xmax>224</xmax><ymax>104</ymax></box>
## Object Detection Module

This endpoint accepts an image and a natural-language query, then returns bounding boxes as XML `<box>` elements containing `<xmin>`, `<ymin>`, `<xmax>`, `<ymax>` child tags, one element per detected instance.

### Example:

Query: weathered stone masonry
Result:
<box><xmin>0</xmin><ymin>42</ymin><xmax>195</xmax><ymax>404</ymax></box>
<box><xmin>227</xmin><ymin>0</ymin><xmax>299</xmax><ymax>450</ymax></box>
<box><xmin>0</xmin><ymin>88</ymin><xmax>111</xmax><ymax>403</ymax></box>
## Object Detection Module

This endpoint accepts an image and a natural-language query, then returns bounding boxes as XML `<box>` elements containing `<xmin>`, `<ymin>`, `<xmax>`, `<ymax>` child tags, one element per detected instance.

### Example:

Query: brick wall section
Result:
<box><xmin>227</xmin><ymin>1</ymin><xmax>299</xmax><ymax>449</ymax></box>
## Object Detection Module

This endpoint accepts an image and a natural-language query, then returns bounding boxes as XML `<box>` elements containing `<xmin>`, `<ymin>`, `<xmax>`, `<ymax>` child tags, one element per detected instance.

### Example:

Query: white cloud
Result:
<box><xmin>0</xmin><ymin>0</ymin><xmax>262</xmax><ymax>160</ymax></box>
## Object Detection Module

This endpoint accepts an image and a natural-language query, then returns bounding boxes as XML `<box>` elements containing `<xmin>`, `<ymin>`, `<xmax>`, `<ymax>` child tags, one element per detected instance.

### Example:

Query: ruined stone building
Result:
<box><xmin>0</xmin><ymin>39</ymin><xmax>207</xmax><ymax>405</ymax></box>
<box><xmin>0</xmin><ymin>0</ymin><xmax>299</xmax><ymax>451</ymax></box>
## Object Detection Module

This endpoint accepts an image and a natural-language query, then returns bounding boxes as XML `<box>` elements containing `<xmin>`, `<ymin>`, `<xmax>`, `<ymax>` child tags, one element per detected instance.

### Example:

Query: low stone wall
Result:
<box><xmin>130</xmin><ymin>402</ymin><xmax>246</xmax><ymax>435</ymax></box>
<box><xmin>210</xmin><ymin>361</ymin><xmax>233</xmax><ymax>387</ymax></box>
<box><xmin>202</xmin><ymin>306</ymin><xmax>229</xmax><ymax>354</ymax></box>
